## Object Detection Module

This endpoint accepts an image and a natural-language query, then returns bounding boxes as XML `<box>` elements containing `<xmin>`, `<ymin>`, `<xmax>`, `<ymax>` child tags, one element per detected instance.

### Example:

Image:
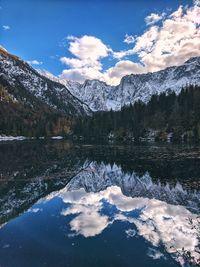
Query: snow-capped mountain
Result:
<box><xmin>0</xmin><ymin>48</ymin><xmax>91</xmax><ymax>116</ymax></box>
<box><xmin>2</xmin><ymin>47</ymin><xmax>199</xmax><ymax>113</ymax></box>
<box><xmin>38</xmin><ymin>73</ymin><xmax>118</xmax><ymax>111</ymax></box>
<box><xmin>42</xmin><ymin>57</ymin><xmax>200</xmax><ymax>111</ymax></box>
<box><xmin>115</xmin><ymin>57</ymin><xmax>200</xmax><ymax>109</ymax></box>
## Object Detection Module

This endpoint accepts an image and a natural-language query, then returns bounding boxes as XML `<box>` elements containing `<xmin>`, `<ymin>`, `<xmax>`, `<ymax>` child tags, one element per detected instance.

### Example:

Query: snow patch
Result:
<box><xmin>0</xmin><ymin>135</ymin><xmax>27</xmax><ymax>141</ymax></box>
<box><xmin>51</xmin><ymin>136</ymin><xmax>63</xmax><ymax>140</ymax></box>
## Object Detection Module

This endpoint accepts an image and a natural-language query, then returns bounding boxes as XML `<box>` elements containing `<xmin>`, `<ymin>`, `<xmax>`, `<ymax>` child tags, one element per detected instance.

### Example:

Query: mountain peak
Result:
<box><xmin>184</xmin><ymin>56</ymin><xmax>200</xmax><ymax>65</ymax></box>
<box><xmin>1</xmin><ymin>48</ymin><xmax>200</xmax><ymax>113</ymax></box>
<box><xmin>65</xmin><ymin>56</ymin><xmax>200</xmax><ymax>111</ymax></box>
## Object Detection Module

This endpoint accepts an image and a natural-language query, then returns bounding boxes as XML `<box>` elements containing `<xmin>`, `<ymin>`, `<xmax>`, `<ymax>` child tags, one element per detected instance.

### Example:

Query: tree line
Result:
<box><xmin>74</xmin><ymin>85</ymin><xmax>200</xmax><ymax>142</ymax></box>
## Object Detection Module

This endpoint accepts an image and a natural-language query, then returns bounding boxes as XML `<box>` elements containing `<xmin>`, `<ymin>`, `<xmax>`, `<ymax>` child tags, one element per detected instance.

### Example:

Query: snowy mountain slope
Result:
<box><xmin>115</xmin><ymin>57</ymin><xmax>200</xmax><ymax>108</ymax></box>
<box><xmin>37</xmin><ymin>68</ymin><xmax>83</xmax><ymax>103</ymax></box>
<box><xmin>0</xmin><ymin>48</ymin><xmax>91</xmax><ymax>116</ymax></box>
<box><xmin>43</xmin><ymin>56</ymin><xmax>200</xmax><ymax>111</ymax></box>
<box><xmin>3</xmin><ymin>46</ymin><xmax>199</xmax><ymax>113</ymax></box>
<box><xmin>39</xmin><ymin>71</ymin><xmax>119</xmax><ymax>111</ymax></box>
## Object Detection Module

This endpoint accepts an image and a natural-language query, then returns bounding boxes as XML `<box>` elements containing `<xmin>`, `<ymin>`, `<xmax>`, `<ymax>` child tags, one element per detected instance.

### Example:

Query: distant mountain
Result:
<box><xmin>43</xmin><ymin>57</ymin><xmax>200</xmax><ymax>111</ymax></box>
<box><xmin>74</xmin><ymin>84</ymin><xmax>200</xmax><ymax>142</ymax></box>
<box><xmin>0</xmin><ymin>48</ymin><xmax>91</xmax><ymax>117</ymax></box>
<box><xmin>1</xmin><ymin>47</ymin><xmax>200</xmax><ymax>137</ymax></box>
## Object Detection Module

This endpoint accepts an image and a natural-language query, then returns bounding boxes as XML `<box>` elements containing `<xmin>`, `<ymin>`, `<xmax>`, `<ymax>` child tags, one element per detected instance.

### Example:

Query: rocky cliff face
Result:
<box><xmin>2</xmin><ymin>48</ymin><xmax>199</xmax><ymax>114</ymax></box>
<box><xmin>51</xmin><ymin>57</ymin><xmax>200</xmax><ymax>111</ymax></box>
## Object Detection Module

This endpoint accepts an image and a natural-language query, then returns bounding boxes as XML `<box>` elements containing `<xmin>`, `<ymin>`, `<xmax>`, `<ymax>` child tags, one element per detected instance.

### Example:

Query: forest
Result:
<box><xmin>74</xmin><ymin>85</ymin><xmax>200</xmax><ymax>142</ymax></box>
<box><xmin>0</xmin><ymin>83</ymin><xmax>72</xmax><ymax>137</ymax></box>
<box><xmin>1</xmin><ymin>81</ymin><xmax>200</xmax><ymax>142</ymax></box>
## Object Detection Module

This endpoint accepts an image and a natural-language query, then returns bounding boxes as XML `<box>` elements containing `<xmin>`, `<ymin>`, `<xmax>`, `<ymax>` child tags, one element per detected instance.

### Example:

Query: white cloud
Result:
<box><xmin>2</xmin><ymin>25</ymin><xmax>10</xmax><ymax>31</ymax></box>
<box><xmin>135</xmin><ymin>4</ymin><xmax>200</xmax><ymax>72</ymax></box>
<box><xmin>60</xmin><ymin>35</ymin><xmax>112</xmax><ymax>83</ymax></box>
<box><xmin>59</xmin><ymin>3</ymin><xmax>200</xmax><ymax>85</ymax></box>
<box><xmin>105</xmin><ymin>60</ymin><xmax>145</xmax><ymax>85</ymax></box>
<box><xmin>124</xmin><ymin>34</ymin><xmax>135</xmax><ymax>44</ymax></box>
<box><xmin>147</xmin><ymin>248</ymin><xmax>165</xmax><ymax>260</ymax></box>
<box><xmin>60</xmin><ymin>35</ymin><xmax>111</xmax><ymax>70</ymax></box>
<box><xmin>61</xmin><ymin>59</ymin><xmax>144</xmax><ymax>84</ymax></box>
<box><xmin>60</xmin><ymin>67</ymin><xmax>104</xmax><ymax>83</ymax></box>
<box><xmin>27</xmin><ymin>60</ymin><xmax>43</xmax><ymax>65</ymax></box>
<box><xmin>60</xmin><ymin>188</ymin><xmax>110</xmax><ymax>237</ymax></box>
<box><xmin>113</xmin><ymin>3</ymin><xmax>200</xmax><ymax>74</ymax></box>
<box><xmin>44</xmin><ymin>182</ymin><xmax>199</xmax><ymax>264</ymax></box>
<box><xmin>145</xmin><ymin>12</ymin><xmax>165</xmax><ymax>25</ymax></box>
<box><xmin>65</xmin><ymin>208</ymin><xmax>109</xmax><ymax>238</ymax></box>
<box><xmin>69</xmin><ymin>35</ymin><xmax>110</xmax><ymax>61</ymax></box>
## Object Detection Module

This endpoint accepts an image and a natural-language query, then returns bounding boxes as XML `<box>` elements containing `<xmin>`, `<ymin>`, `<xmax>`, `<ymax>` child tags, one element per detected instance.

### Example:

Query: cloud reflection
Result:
<box><xmin>55</xmin><ymin>185</ymin><xmax>199</xmax><ymax>265</ymax></box>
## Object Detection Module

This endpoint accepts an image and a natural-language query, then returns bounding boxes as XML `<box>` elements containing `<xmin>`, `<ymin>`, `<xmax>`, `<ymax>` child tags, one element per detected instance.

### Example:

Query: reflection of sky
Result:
<box><xmin>66</xmin><ymin>161</ymin><xmax>200</xmax><ymax>212</ymax></box>
<box><xmin>1</xmin><ymin>160</ymin><xmax>199</xmax><ymax>266</ymax></box>
<box><xmin>46</xmin><ymin>185</ymin><xmax>199</xmax><ymax>265</ymax></box>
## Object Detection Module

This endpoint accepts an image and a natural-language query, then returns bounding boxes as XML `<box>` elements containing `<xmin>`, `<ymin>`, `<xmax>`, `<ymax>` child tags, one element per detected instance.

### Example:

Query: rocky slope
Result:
<box><xmin>42</xmin><ymin>57</ymin><xmax>200</xmax><ymax>111</ymax></box>
<box><xmin>0</xmin><ymin>48</ymin><xmax>91</xmax><ymax>116</ymax></box>
<box><xmin>1</xmin><ymin>47</ymin><xmax>199</xmax><ymax>114</ymax></box>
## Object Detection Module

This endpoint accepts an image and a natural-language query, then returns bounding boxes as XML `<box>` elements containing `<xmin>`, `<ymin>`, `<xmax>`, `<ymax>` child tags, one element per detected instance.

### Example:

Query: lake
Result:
<box><xmin>0</xmin><ymin>140</ymin><xmax>199</xmax><ymax>267</ymax></box>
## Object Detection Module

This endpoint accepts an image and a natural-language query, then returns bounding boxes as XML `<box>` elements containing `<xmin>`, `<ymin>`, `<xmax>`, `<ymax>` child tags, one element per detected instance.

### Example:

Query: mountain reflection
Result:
<box><xmin>0</xmin><ymin>141</ymin><xmax>86</xmax><ymax>225</ymax></box>
<box><xmin>0</xmin><ymin>141</ymin><xmax>200</xmax><ymax>224</ymax></box>
<box><xmin>67</xmin><ymin>161</ymin><xmax>200</xmax><ymax>211</ymax></box>
<box><xmin>42</xmin><ymin>161</ymin><xmax>200</xmax><ymax>265</ymax></box>
<box><xmin>0</xmin><ymin>141</ymin><xmax>200</xmax><ymax>266</ymax></box>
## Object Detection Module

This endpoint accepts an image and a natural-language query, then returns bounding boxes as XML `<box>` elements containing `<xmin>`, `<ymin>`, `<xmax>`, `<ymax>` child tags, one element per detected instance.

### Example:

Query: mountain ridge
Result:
<box><xmin>39</xmin><ymin>56</ymin><xmax>200</xmax><ymax>111</ymax></box>
<box><xmin>1</xmin><ymin>47</ymin><xmax>200</xmax><ymax>134</ymax></box>
<box><xmin>2</xmin><ymin>47</ymin><xmax>199</xmax><ymax>113</ymax></box>
<box><xmin>0</xmin><ymin>48</ymin><xmax>91</xmax><ymax>116</ymax></box>
<box><xmin>0</xmin><ymin>48</ymin><xmax>92</xmax><ymax>136</ymax></box>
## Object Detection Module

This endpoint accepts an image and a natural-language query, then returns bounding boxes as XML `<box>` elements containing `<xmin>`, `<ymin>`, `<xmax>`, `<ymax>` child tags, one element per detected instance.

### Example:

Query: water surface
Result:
<box><xmin>0</xmin><ymin>141</ymin><xmax>199</xmax><ymax>267</ymax></box>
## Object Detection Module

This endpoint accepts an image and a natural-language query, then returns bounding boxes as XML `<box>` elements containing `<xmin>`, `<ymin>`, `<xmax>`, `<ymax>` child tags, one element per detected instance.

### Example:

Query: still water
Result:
<box><xmin>0</xmin><ymin>141</ymin><xmax>199</xmax><ymax>267</ymax></box>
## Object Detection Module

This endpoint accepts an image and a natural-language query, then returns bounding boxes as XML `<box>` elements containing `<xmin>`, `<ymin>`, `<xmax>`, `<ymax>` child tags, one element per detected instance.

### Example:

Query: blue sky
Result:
<box><xmin>1</xmin><ymin>0</ymin><xmax>199</xmax><ymax>85</ymax></box>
